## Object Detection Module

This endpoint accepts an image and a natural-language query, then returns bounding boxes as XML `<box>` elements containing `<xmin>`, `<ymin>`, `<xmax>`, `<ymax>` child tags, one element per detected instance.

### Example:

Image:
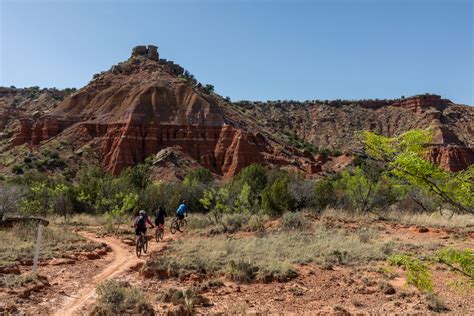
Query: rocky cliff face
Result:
<box><xmin>8</xmin><ymin>48</ymin><xmax>315</xmax><ymax>177</ymax></box>
<box><xmin>0</xmin><ymin>87</ymin><xmax>74</xmax><ymax>143</ymax></box>
<box><xmin>234</xmin><ymin>95</ymin><xmax>474</xmax><ymax>172</ymax></box>
<box><xmin>2</xmin><ymin>46</ymin><xmax>473</xmax><ymax>176</ymax></box>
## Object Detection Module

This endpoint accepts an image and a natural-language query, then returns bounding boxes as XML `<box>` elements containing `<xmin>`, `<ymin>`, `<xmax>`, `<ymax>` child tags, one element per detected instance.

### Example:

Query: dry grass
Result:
<box><xmin>321</xmin><ymin>208</ymin><xmax>474</xmax><ymax>229</ymax></box>
<box><xmin>0</xmin><ymin>222</ymin><xmax>101</xmax><ymax>267</ymax></box>
<box><xmin>143</xmin><ymin>223</ymin><xmax>410</xmax><ymax>283</ymax></box>
<box><xmin>186</xmin><ymin>213</ymin><xmax>269</xmax><ymax>235</ymax></box>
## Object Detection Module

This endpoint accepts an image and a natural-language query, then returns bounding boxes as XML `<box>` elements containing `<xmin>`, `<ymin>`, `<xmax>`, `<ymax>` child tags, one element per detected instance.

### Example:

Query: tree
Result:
<box><xmin>0</xmin><ymin>184</ymin><xmax>23</xmax><ymax>220</ymax></box>
<box><xmin>361</xmin><ymin>129</ymin><xmax>474</xmax><ymax>214</ymax></box>
<box><xmin>339</xmin><ymin>165</ymin><xmax>399</xmax><ymax>214</ymax></box>
<box><xmin>51</xmin><ymin>183</ymin><xmax>73</xmax><ymax>221</ymax></box>
<box><xmin>262</xmin><ymin>175</ymin><xmax>293</xmax><ymax>216</ymax></box>
<box><xmin>313</xmin><ymin>178</ymin><xmax>336</xmax><ymax>211</ymax></box>
<box><xmin>120</xmin><ymin>163</ymin><xmax>151</xmax><ymax>190</ymax></box>
<box><xmin>105</xmin><ymin>193</ymin><xmax>138</xmax><ymax>234</ymax></box>
<box><xmin>185</xmin><ymin>168</ymin><xmax>214</xmax><ymax>184</ymax></box>
<box><xmin>200</xmin><ymin>187</ymin><xmax>231</xmax><ymax>225</ymax></box>
<box><xmin>203</xmin><ymin>84</ymin><xmax>215</xmax><ymax>94</ymax></box>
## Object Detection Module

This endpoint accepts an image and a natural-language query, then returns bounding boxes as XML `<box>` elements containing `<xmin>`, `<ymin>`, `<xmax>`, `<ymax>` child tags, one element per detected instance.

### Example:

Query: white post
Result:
<box><xmin>32</xmin><ymin>223</ymin><xmax>44</xmax><ymax>274</ymax></box>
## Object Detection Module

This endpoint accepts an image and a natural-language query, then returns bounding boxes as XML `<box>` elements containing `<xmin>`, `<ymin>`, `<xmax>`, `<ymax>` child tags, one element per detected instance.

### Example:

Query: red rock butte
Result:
<box><xmin>12</xmin><ymin>45</ymin><xmax>320</xmax><ymax>177</ymax></box>
<box><xmin>8</xmin><ymin>45</ymin><xmax>474</xmax><ymax>176</ymax></box>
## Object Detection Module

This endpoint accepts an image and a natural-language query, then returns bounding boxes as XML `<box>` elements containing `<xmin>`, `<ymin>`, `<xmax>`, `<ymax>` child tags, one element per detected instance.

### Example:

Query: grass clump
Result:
<box><xmin>3</xmin><ymin>272</ymin><xmax>40</xmax><ymax>288</ymax></box>
<box><xmin>90</xmin><ymin>280</ymin><xmax>154</xmax><ymax>315</ymax></box>
<box><xmin>281</xmin><ymin>212</ymin><xmax>308</xmax><ymax>230</ymax></box>
<box><xmin>0</xmin><ymin>222</ymin><xmax>101</xmax><ymax>267</ymax></box>
<box><xmin>388</xmin><ymin>254</ymin><xmax>433</xmax><ymax>292</ymax></box>
<box><xmin>426</xmin><ymin>293</ymin><xmax>449</xmax><ymax>312</ymax></box>
<box><xmin>157</xmin><ymin>286</ymin><xmax>211</xmax><ymax>312</ymax></box>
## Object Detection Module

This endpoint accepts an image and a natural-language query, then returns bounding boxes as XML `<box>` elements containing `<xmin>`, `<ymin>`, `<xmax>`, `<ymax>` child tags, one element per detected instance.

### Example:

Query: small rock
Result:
<box><xmin>418</xmin><ymin>227</ymin><xmax>429</xmax><ymax>233</ymax></box>
<box><xmin>0</xmin><ymin>265</ymin><xmax>21</xmax><ymax>275</ymax></box>
<box><xmin>49</xmin><ymin>258</ymin><xmax>75</xmax><ymax>266</ymax></box>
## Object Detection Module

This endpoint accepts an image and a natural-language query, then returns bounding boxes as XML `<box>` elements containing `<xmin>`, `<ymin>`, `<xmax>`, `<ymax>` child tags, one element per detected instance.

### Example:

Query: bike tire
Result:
<box><xmin>143</xmin><ymin>236</ymin><xmax>148</xmax><ymax>253</ymax></box>
<box><xmin>135</xmin><ymin>239</ymin><xmax>142</xmax><ymax>258</ymax></box>
<box><xmin>155</xmin><ymin>228</ymin><xmax>160</xmax><ymax>242</ymax></box>
<box><xmin>159</xmin><ymin>228</ymin><xmax>164</xmax><ymax>240</ymax></box>
<box><xmin>170</xmin><ymin>220</ymin><xmax>178</xmax><ymax>234</ymax></box>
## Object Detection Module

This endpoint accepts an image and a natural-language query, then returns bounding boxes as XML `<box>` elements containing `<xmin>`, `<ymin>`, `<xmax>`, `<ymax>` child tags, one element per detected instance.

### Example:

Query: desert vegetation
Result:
<box><xmin>1</xmin><ymin>128</ymin><xmax>473</xmax><ymax>314</ymax></box>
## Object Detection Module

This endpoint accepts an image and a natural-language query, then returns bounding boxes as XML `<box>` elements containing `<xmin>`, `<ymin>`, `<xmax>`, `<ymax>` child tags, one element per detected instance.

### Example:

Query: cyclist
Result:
<box><xmin>176</xmin><ymin>200</ymin><xmax>187</xmax><ymax>220</ymax></box>
<box><xmin>154</xmin><ymin>204</ymin><xmax>167</xmax><ymax>233</ymax></box>
<box><xmin>134</xmin><ymin>210</ymin><xmax>154</xmax><ymax>243</ymax></box>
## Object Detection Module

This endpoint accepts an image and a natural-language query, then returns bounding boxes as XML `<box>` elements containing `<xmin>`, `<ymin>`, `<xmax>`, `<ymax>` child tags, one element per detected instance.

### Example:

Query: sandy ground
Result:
<box><xmin>1</xmin><ymin>220</ymin><xmax>473</xmax><ymax>315</ymax></box>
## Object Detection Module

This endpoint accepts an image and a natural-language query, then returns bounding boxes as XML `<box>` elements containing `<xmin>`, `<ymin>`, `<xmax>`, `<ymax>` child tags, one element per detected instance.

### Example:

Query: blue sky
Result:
<box><xmin>1</xmin><ymin>0</ymin><xmax>472</xmax><ymax>104</ymax></box>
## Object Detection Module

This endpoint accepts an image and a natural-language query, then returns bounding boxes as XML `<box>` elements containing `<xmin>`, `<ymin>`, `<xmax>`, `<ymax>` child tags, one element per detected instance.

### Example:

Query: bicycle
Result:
<box><xmin>170</xmin><ymin>216</ymin><xmax>187</xmax><ymax>234</ymax></box>
<box><xmin>135</xmin><ymin>231</ymin><xmax>148</xmax><ymax>257</ymax></box>
<box><xmin>155</xmin><ymin>224</ymin><xmax>164</xmax><ymax>242</ymax></box>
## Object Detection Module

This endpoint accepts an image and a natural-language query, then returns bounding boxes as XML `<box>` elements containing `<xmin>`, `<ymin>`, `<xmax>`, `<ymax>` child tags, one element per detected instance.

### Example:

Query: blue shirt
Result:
<box><xmin>176</xmin><ymin>203</ymin><xmax>187</xmax><ymax>215</ymax></box>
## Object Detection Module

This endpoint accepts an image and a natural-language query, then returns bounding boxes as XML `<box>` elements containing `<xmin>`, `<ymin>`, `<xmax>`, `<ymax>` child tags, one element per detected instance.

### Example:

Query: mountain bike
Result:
<box><xmin>155</xmin><ymin>224</ymin><xmax>164</xmax><ymax>242</ymax></box>
<box><xmin>170</xmin><ymin>216</ymin><xmax>187</xmax><ymax>234</ymax></box>
<box><xmin>135</xmin><ymin>231</ymin><xmax>148</xmax><ymax>257</ymax></box>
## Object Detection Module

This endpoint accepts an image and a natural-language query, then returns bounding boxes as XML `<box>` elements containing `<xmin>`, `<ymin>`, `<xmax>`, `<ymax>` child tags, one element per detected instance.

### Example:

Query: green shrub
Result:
<box><xmin>436</xmin><ymin>248</ymin><xmax>473</xmax><ymax>278</ymax></box>
<box><xmin>313</xmin><ymin>179</ymin><xmax>336</xmax><ymax>211</ymax></box>
<box><xmin>388</xmin><ymin>254</ymin><xmax>433</xmax><ymax>292</ymax></box>
<box><xmin>185</xmin><ymin>168</ymin><xmax>213</xmax><ymax>184</ymax></box>
<box><xmin>262</xmin><ymin>175</ymin><xmax>293</xmax><ymax>216</ymax></box>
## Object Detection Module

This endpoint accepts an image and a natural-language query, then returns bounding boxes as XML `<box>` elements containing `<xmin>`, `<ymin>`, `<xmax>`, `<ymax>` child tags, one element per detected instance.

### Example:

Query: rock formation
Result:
<box><xmin>234</xmin><ymin>95</ymin><xmax>473</xmax><ymax>172</ymax></box>
<box><xmin>9</xmin><ymin>45</ymin><xmax>316</xmax><ymax>177</ymax></box>
<box><xmin>3</xmin><ymin>45</ymin><xmax>473</xmax><ymax>176</ymax></box>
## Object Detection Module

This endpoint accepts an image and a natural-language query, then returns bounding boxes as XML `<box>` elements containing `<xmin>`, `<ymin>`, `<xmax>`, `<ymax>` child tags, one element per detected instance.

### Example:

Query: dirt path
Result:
<box><xmin>54</xmin><ymin>232</ymin><xmax>159</xmax><ymax>316</ymax></box>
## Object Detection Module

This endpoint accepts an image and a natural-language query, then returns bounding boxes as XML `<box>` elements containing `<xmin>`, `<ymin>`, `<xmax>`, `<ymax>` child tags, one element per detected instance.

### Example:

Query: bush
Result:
<box><xmin>226</xmin><ymin>259</ymin><xmax>259</xmax><ymax>283</ymax></box>
<box><xmin>232</xmin><ymin>164</ymin><xmax>267</xmax><ymax>195</ymax></box>
<box><xmin>313</xmin><ymin>179</ymin><xmax>336</xmax><ymax>211</ymax></box>
<box><xmin>12</xmin><ymin>164</ymin><xmax>23</xmax><ymax>175</ymax></box>
<box><xmin>91</xmin><ymin>280</ymin><xmax>154</xmax><ymax>315</ymax></box>
<box><xmin>262</xmin><ymin>175</ymin><xmax>293</xmax><ymax>216</ymax></box>
<box><xmin>185</xmin><ymin>168</ymin><xmax>213</xmax><ymax>184</ymax></box>
<box><xmin>426</xmin><ymin>293</ymin><xmax>449</xmax><ymax>312</ymax></box>
<box><xmin>282</xmin><ymin>212</ymin><xmax>308</xmax><ymax>230</ymax></box>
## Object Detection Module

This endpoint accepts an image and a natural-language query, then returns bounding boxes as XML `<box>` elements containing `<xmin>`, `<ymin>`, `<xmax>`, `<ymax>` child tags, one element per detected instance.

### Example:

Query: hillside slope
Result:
<box><xmin>234</xmin><ymin>96</ymin><xmax>474</xmax><ymax>171</ymax></box>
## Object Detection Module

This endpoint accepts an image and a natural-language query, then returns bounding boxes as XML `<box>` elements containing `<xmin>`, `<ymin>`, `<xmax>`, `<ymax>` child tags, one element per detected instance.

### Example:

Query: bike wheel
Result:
<box><xmin>170</xmin><ymin>220</ymin><xmax>178</xmax><ymax>234</ymax></box>
<box><xmin>179</xmin><ymin>219</ymin><xmax>187</xmax><ymax>231</ymax></box>
<box><xmin>143</xmin><ymin>236</ymin><xmax>148</xmax><ymax>253</ymax></box>
<box><xmin>135</xmin><ymin>239</ymin><xmax>142</xmax><ymax>258</ymax></box>
<box><xmin>155</xmin><ymin>228</ymin><xmax>162</xmax><ymax>242</ymax></box>
<box><xmin>159</xmin><ymin>228</ymin><xmax>164</xmax><ymax>240</ymax></box>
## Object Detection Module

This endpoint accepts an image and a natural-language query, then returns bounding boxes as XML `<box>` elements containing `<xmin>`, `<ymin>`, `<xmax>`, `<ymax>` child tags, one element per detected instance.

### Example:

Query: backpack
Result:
<box><xmin>135</xmin><ymin>215</ymin><xmax>146</xmax><ymax>227</ymax></box>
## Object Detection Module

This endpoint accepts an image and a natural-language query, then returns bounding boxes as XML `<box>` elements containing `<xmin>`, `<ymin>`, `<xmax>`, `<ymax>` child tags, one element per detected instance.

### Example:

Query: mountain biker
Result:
<box><xmin>134</xmin><ymin>210</ymin><xmax>154</xmax><ymax>242</ymax></box>
<box><xmin>176</xmin><ymin>200</ymin><xmax>187</xmax><ymax>220</ymax></box>
<box><xmin>154</xmin><ymin>204</ymin><xmax>167</xmax><ymax>231</ymax></box>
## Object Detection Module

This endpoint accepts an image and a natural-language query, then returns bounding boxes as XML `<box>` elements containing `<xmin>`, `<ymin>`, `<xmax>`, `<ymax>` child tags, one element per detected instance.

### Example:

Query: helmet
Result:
<box><xmin>139</xmin><ymin>210</ymin><xmax>146</xmax><ymax>215</ymax></box>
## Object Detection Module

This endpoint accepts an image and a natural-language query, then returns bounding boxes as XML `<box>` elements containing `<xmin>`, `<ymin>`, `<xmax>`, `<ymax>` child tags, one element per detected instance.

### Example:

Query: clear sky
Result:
<box><xmin>1</xmin><ymin>0</ymin><xmax>473</xmax><ymax>104</ymax></box>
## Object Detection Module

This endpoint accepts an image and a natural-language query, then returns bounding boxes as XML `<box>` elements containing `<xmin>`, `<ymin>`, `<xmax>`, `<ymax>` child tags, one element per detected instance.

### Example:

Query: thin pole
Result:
<box><xmin>32</xmin><ymin>223</ymin><xmax>44</xmax><ymax>274</ymax></box>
